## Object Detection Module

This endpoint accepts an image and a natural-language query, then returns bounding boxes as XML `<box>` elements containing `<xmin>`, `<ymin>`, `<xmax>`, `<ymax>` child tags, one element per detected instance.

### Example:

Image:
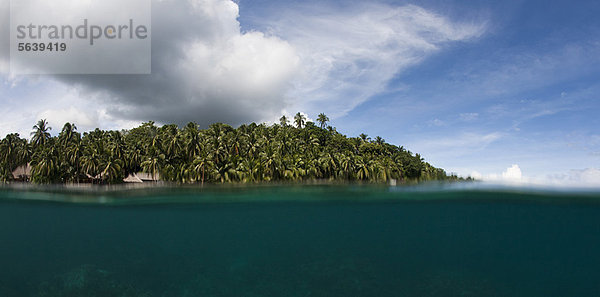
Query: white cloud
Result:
<box><xmin>470</xmin><ymin>171</ymin><xmax>483</xmax><ymax>180</ymax></box>
<box><xmin>265</xmin><ymin>3</ymin><xmax>486</xmax><ymax>118</ymax></box>
<box><xmin>469</xmin><ymin>165</ymin><xmax>600</xmax><ymax>188</ymax></box>
<box><xmin>0</xmin><ymin>79</ymin><xmax>139</xmax><ymax>139</ymax></box>
<box><xmin>1</xmin><ymin>0</ymin><xmax>485</xmax><ymax>130</ymax></box>
<box><xmin>480</xmin><ymin>164</ymin><xmax>526</xmax><ymax>184</ymax></box>
<box><xmin>1</xmin><ymin>0</ymin><xmax>300</xmax><ymax>127</ymax></box>
<box><xmin>501</xmin><ymin>164</ymin><xmax>522</xmax><ymax>180</ymax></box>
<box><xmin>38</xmin><ymin>107</ymin><xmax>99</xmax><ymax>132</ymax></box>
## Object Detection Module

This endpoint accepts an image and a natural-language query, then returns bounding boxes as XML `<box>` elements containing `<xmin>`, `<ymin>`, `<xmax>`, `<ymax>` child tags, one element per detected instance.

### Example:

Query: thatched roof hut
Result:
<box><xmin>123</xmin><ymin>172</ymin><xmax>160</xmax><ymax>183</ymax></box>
<box><xmin>135</xmin><ymin>172</ymin><xmax>160</xmax><ymax>182</ymax></box>
<box><xmin>123</xmin><ymin>174</ymin><xmax>143</xmax><ymax>183</ymax></box>
<box><xmin>12</xmin><ymin>164</ymin><xmax>31</xmax><ymax>181</ymax></box>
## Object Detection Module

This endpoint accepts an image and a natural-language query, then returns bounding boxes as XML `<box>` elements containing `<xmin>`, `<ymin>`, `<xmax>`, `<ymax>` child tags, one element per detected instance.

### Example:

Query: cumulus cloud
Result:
<box><xmin>1</xmin><ymin>0</ymin><xmax>485</xmax><ymax>129</ymax></box>
<box><xmin>1</xmin><ymin>0</ymin><xmax>299</xmax><ymax>127</ymax></box>
<box><xmin>480</xmin><ymin>164</ymin><xmax>525</xmax><ymax>184</ymax></box>
<box><xmin>38</xmin><ymin>107</ymin><xmax>99</xmax><ymax>132</ymax></box>
<box><xmin>501</xmin><ymin>164</ymin><xmax>522</xmax><ymax>180</ymax></box>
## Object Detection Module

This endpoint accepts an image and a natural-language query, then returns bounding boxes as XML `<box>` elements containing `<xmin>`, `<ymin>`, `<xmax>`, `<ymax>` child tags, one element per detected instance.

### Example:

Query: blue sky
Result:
<box><xmin>1</xmin><ymin>0</ymin><xmax>599</xmax><ymax>185</ymax></box>
<box><xmin>238</xmin><ymin>0</ymin><xmax>600</xmax><ymax>182</ymax></box>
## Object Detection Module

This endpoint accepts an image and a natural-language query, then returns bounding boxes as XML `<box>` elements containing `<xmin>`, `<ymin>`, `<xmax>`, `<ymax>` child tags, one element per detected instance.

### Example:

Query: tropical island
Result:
<box><xmin>0</xmin><ymin>113</ymin><xmax>461</xmax><ymax>184</ymax></box>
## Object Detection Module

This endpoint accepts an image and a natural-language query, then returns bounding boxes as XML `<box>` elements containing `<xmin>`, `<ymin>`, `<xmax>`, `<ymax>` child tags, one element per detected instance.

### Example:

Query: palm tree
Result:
<box><xmin>240</xmin><ymin>157</ymin><xmax>261</xmax><ymax>182</ymax></box>
<box><xmin>338</xmin><ymin>153</ymin><xmax>355</xmax><ymax>179</ymax></box>
<box><xmin>108</xmin><ymin>131</ymin><xmax>125</xmax><ymax>159</ymax></box>
<box><xmin>319</xmin><ymin>152</ymin><xmax>337</xmax><ymax>179</ymax></box>
<box><xmin>31</xmin><ymin>119</ymin><xmax>51</xmax><ymax>148</ymax></box>
<box><xmin>165</xmin><ymin>130</ymin><xmax>182</xmax><ymax>159</ymax></box>
<box><xmin>294</xmin><ymin>112</ymin><xmax>306</xmax><ymax>129</ymax></box>
<box><xmin>355</xmin><ymin>156</ymin><xmax>370</xmax><ymax>180</ymax></box>
<box><xmin>65</xmin><ymin>139</ymin><xmax>83</xmax><ymax>183</ymax></box>
<box><xmin>279</xmin><ymin>115</ymin><xmax>289</xmax><ymax>127</ymax></box>
<box><xmin>80</xmin><ymin>154</ymin><xmax>100</xmax><ymax>182</ymax></box>
<box><xmin>359</xmin><ymin>133</ymin><xmax>369</xmax><ymax>142</ymax></box>
<box><xmin>141</xmin><ymin>153</ymin><xmax>164</xmax><ymax>180</ymax></box>
<box><xmin>183</xmin><ymin>122</ymin><xmax>201</xmax><ymax>161</ymax></box>
<box><xmin>59</xmin><ymin>123</ymin><xmax>78</xmax><ymax>146</ymax></box>
<box><xmin>16</xmin><ymin>139</ymin><xmax>32</xmax><ymax>179</ymax></box>
<box><xmin>0</xmin><ymin>134</ymin><xmax>20</xmax><ymax>167</ymax></box>
<box><xmin>2</xmin><ymin>119</ymin><xmax>455</xmax><ymax>184</ymax></box>
<box><xmin>101</xmin><ymin>159</ymin><xmax>123</xmax><ymax>184</ymax></box>
<box><xmin>124</xmin><ymin>145</ymin><xmax>142</xmax><ymax>175</ymax></box>
<box><xmin>317</xmin><ymin>113</ymin><xmax>329</xmax><ymax>129</ymax></box>
<box><xmin>30</xmin><ymin>146</ymin><xmax>60</xmax><ymax>183</ymax></box>
<box><xmin>0</xmin><ymin>134</ymin><xmax>22</xmax><ymax>181</ymax></box>
<box><xmin>192</xmin><ymin>154</ymin><xmax>212</xmax><ymax>183</ymax></box>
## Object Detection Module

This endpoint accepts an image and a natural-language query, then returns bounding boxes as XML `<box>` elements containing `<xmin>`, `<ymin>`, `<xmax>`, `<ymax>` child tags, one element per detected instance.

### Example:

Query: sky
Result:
<box><xmin>0</xmin><ymin>0</ymin><xmax>599</xmax><ymax>186</ymax></box>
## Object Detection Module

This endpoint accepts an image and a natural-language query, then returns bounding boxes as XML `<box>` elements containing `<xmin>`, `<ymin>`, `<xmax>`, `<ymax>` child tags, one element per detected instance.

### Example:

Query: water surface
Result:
<box><xmin>1</xmin><ymin>183</ymin><xmax>599</xmax><ymax>296</ymax></box>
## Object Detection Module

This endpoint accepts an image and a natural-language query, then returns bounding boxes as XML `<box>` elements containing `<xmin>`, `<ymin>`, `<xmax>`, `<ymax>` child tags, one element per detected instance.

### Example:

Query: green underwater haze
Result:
<box><xmin>1</xmin><ymin>183</ymin><xmax>599</xmax><ymax>297</ymax></box>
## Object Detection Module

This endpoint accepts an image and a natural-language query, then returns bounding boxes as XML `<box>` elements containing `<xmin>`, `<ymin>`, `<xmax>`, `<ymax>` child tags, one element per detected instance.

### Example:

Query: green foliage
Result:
<box><xmin>31</xmin><ymin>119</ymin><xmax>52</xmax><ymax>148</ymax></box>
<box><xmin>294</xmin><ymin>112</ymin><xmax>306</xmax><ymax>129</ymax></box>
<box><xmin>0</xmin><ymin>116</ymin><xmax>460</xmax><ymax>184</ymax></box>
<box><xmin>317</xmin><ymin>113</ymin><xmax>329</xmax><ymax>129</ymax></box>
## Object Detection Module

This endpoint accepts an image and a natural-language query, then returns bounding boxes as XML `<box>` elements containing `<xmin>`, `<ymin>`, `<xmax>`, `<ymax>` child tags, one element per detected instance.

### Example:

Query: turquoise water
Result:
<box><xmin>1</xmin><ymin>183</ymin><xmax>599</xmax><ymax>296</ymax></box>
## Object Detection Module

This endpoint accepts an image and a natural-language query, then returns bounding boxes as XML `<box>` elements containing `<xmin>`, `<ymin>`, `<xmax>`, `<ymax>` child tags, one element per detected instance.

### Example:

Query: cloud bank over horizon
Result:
<box><xmin>471</xmin><ymin>165</ymin><xmax>600</xmax><ymax>188</ymax></box>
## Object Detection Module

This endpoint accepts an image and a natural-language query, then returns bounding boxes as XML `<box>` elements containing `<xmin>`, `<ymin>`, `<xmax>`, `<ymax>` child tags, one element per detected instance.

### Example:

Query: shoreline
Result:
<box><xmin>2</xmin><ymin>181</ymin><xmax>600</xmax><ymax>206</ymax></box>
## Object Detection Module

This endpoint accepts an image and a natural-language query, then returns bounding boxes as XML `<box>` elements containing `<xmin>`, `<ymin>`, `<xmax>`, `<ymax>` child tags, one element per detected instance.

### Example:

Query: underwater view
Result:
<box><xmin>1</xmin><ymin>184</ymin><xmax>599</xmax><ymax>297</ymax></box>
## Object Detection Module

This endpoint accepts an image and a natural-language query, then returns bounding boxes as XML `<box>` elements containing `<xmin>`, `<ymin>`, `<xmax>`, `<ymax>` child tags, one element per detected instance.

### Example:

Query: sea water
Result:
<box><xmin>1</xmin><ymin>183</ymin><xmax>599</xmax><ymax>297</ymax></box>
